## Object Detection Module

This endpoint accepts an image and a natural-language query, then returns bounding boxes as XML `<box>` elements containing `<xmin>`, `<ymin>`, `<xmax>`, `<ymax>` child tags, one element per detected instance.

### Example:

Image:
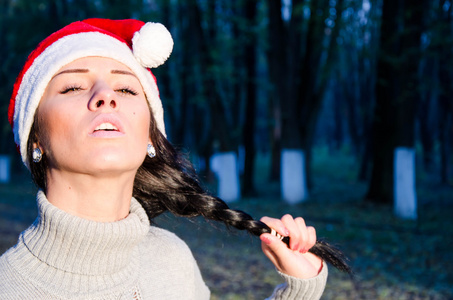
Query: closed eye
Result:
<box><xmin>60</xmin><ymin>85</ymin><xmax>83</xmax><ymax>94</ymax></box>
<box><xmin>116</xmin><ymin>87</ymin><xmax>139</xmax><ymax>96</ymax></box>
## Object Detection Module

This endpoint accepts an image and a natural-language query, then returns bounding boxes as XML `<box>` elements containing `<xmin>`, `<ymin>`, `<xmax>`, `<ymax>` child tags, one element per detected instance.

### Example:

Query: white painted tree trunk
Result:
<box><xmin>394</xmin><ymin>147</ymin><xmax>417</xmax><ymax>219</ymax></box>
<box><xmin>281</xmin><ymin>149</ymin><xmax>308</xmax><ymax>204</ymax></box>
<box><xmin>0</xmin><ymin>155</ymin><xmax>11</xmax><ymax>183</ymax></box>
<box><xmin>210</xmin><ymin>152</ymin><xmax>240</xmax><ymax>202</ymax></box>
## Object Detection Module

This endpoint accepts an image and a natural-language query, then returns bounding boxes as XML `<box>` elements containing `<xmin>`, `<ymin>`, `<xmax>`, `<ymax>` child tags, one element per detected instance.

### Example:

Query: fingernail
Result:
<box><xmin>284</xmin><ymin>228</ymin><xmax>290</xmax><ymax>236</ymax></box>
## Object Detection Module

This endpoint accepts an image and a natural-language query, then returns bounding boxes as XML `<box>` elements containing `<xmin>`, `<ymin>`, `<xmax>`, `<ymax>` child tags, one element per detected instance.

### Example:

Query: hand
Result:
<box><xmin>260</xmin><ymin>214</ymin><xmax>323</xmax><ymax>279</ymax></box>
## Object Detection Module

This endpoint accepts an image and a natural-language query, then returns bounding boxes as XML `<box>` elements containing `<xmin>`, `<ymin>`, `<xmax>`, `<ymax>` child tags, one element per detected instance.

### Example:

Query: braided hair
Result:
<box><xmin>27</xmin><ymin>111</ymin><xmax>351</xmax><ymax>274</ymax></box>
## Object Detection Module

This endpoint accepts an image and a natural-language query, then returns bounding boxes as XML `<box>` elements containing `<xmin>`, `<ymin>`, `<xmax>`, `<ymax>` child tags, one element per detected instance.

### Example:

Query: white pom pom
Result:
<box><xmin>132</xmin><ymin>22</ymin><xmax>174</xmax><ymax>68</ymax></box>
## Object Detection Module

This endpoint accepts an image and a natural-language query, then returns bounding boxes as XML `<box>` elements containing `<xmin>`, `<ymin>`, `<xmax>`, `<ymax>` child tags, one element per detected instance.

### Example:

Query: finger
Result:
<box><xmin>260</xmin><ymin>234</ymin><xmax>281</xmax><ymax>271</ymax></box>
<box><xmin>294</xmin><ymin>217</ymin><xmax>309</xmax><ymax>253</ymax></box>
<box><xmin>307</xmin><ymin>226</ymin><xmax>317</xmax><ymax>250</ymax></box>
<box><xmin>280</xmin><ymin>214</ymin><xmax>301</xmax><ymax>251</ymax></box>
<box><xmin>261</xmin><ymin>216</ymin><xmax>290</xmax><ymax>237</ymax></box>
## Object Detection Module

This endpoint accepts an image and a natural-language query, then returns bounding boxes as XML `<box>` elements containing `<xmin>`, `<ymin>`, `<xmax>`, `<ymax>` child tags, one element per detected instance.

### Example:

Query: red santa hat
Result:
<box><xmin>8</xmin><ymin>18</ymin><xmax>173</xmax><ymax>167</ymax></box>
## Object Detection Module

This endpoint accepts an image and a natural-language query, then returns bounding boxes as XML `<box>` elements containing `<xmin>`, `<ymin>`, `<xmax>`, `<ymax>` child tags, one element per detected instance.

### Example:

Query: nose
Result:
<box><xmin>88</xmin><ymin>82</ymin><xmax>119</xmax><ymax>111</ymax></box>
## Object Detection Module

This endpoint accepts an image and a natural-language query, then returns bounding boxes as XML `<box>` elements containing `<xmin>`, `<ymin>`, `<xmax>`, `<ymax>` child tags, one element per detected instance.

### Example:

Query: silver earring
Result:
<box><xmin>32</xmin><ymin>148</ymin><xmax>42</xmax><ymax>163</ymax></box>
<box><xmin>147</xmin><ymin>143</ymin><xmax>156</xmax><ymax>158</ymax></box>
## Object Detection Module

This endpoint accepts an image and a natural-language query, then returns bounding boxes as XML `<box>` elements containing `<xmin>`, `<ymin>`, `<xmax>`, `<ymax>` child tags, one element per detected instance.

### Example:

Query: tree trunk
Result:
<box><xmin>417</xmin><ymin>44</ymin><xmax>438</xmax><ymax>173</ymax></box>
<box><xmin>279</xmin><ymin>0</ymin><xmax>309</xmax><ymax>203</ymax></box>
<box><xmin>266</xmin><ymin>0</ymin><xmax>286</xmax><ymax>182</ymax></box>
<box><xmin>394</xmin><ymin>0</ymin><xmax>426</xmax><ymax>219</ymax></box>
<box><xmin>366</xmin><ymin>0</ymin><xmax>402</xmax><ymax>204</ymax></box>
<box><xmin>185</xmin><ymin>1</ymin><xmax>240</xmax><ymax>199</ymax></box>
<box><xmin>358</xmin><ymin>123</ymin><xmax>374</xmax><ymax>181</ymax></box>
<box><xmin>210</xmin><ymin>152</ymin><xmax>240</xmax><ymax>202</ymax></box>
<box><xmin>342</xmin><ymin>56</ymin><xmax>361</xmax><ymax>156</ymax></box>
<box><xmin>357</xmin><ymin>10</ymin><xmax>379</xmax><ymax>182</ymax></box>
<box><xmin>297</xmin><ymin>0</ymin><xmax>343</xmax><ymax>187</ymax></box>
<box><xmin>242</xmin><ymin>0</ymin><xmax>258</xmax><ymax>196</ymax></box>
<box><xmin>417</xmin><ymin>81</ymin><xmax>435</xmax><ymax>172</ymax></box>
<box><xmin>368</xmin><ymin>0</ymin><xmax>424</xmax><ymax>213</ymax></box>
<box><xmin>437</xmin><ymin>0</ymin><xmax>453</xmax><ymax>184</ymax></box>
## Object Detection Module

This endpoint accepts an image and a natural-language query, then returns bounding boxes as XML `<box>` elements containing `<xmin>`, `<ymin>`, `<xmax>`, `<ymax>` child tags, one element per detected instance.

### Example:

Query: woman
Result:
<box><xmin>0</xmin><ymin>19</ymin><xmax>338</xmax><ymax>299</ymax></box>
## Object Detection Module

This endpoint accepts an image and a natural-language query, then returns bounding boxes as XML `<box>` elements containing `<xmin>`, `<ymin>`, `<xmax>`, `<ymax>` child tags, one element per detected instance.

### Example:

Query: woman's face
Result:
<box><xmin>36</xmin><ymin>57</ymin><xmax>151</xmax><ymax>176</ymax></box>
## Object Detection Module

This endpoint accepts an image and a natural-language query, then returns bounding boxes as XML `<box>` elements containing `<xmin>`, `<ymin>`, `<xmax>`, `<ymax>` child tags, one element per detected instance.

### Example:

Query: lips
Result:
<box><xmin>89</xmin><ymin>114</ymin><xmax>125</xmax><ymax>137</ymax></box>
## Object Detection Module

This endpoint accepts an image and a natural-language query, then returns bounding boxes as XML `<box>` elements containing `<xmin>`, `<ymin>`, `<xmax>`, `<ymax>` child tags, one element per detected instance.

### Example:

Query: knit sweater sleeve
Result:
<box><xmin>266</xmin><ymin>263</ymin><xmax>328</xmax><ymax>300</ymax></box>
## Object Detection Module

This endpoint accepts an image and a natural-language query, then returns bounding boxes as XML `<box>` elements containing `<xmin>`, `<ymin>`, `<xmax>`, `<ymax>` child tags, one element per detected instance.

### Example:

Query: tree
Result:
<box><xmin>265</xmin><ymin>0</ymin><xmax>286</xmax><ymax>182</ymax></box>
<box><xmin>242</xmin><ymin>0</ymin><xmax>258</xmax><ymax>196</ymax></box>
<box><xmin>393</xmin><ymin>0</ymin><xmax>425</xmax><ymax>219</ymax></box>
<box><xmin>177</xmin><ymin>0</ymin><xmax>243</xmax><ymax>201</ymax></box>
<box><xmin>267</xmin><ymin>0</ymin><xmax>343</xmax><ymax>203</ymax></box>
<box><xmin>436</xmin><ymin>0</ymin><xmax>453</xmax><ymax>184</ymax></box>
<box><xmin>367</xmin><ymin>0</ymin><xmax>401</xmax><ymax>204</ymax></box>
<box><xmin>367</xmin><ymin>0</ymin><xmax>426</xmax><ymax>219</ymax></box>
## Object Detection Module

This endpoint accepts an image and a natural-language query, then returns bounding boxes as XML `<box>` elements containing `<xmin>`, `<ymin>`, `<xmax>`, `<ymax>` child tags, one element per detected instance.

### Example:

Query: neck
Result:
<box><xmin>45</xmin><ymin>169</ymin><xmax>136</xmax><ymax>222</ymax></box>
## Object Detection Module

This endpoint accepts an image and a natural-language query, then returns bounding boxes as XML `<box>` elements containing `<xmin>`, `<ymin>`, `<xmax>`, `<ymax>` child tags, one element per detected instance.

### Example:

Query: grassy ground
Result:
<box><xmin>0</xmin><ymin>150</ymin><xmax>452</xmax><ymax>299</ymax></box>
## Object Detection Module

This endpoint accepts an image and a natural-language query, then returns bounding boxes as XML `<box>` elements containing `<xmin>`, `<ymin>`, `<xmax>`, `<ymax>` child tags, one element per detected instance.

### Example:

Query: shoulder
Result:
<box><xmin>140</xmin><ymin>226</ymin><xmax>195</xmax><ymax>263</ymax></box>
<box><xmin>147</xmin><ymin>226</ymin><xmax>188</xmax><ymax>244</ymax></box>
<box><xmin>0</xmin><ymin>247</ymin><xmax>16</xmax><ymax>281</ymax></box>
<box><xmin>0</xmin><ymin>248</ymin><xmax>29</xmax><ymax>299</ymax></box>
<box><xmin>145</xmin><ymin>226</ymin><xmax>191</xmax><ymax>250</ymax></box>
<box><xmin>137</xmin><ymin>226</ymin><xmax>210</xmax><ymax>299</ymax></box>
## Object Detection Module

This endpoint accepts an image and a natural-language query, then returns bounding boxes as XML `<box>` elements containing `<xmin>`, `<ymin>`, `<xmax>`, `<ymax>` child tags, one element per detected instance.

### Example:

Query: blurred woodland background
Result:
<box><xmin>0</xmin><ymin>0</ymin><xmax>453</xmax><ymax>298</ymax></box>
<box><xmin>1</xmin><ymin>0</ymin><xmax>453</xmax><ymax>208</ymax></box>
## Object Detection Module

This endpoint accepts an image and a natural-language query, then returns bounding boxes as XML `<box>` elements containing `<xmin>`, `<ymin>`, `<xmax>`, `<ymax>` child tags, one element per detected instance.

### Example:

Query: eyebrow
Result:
<box><xmin>53</xmin><ymin>68</ymin><xmax>89</xmax><ymax>78</ymax></box>
<box><xmin>52</xmin><ymin>69</ymin><xmax>138</xmax><ymax>79</ymax></box>
<box><xmin>111</xmin><ymin>70</ymin><xmax>137</xmax><ymax>78</ymax></box>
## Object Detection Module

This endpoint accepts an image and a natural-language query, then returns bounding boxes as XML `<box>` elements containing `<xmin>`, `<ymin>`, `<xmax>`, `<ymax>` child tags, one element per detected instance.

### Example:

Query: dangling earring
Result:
<box><xmin>32</xmin><ymin>148</ymin><xmax>42</xmax><ymax>163</ymax></box>
<box><xmin>147</xmin><ymin>143</ymin><xmax>156</xmax><ymax>158</ymax></box>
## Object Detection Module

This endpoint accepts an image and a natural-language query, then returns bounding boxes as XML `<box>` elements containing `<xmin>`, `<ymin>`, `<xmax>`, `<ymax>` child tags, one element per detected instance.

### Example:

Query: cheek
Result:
<box><xmin>140</xmin><ymin>114</ymin><xmax>151</xmax><ymax>142</ymax></box>
<box><xmin>38</xmin><ymin>104</ymin><xmax>79</xmax><ymax>151</ymax></box>
<box><xmin>132</xmin><ymin>106</ymin><xmax>151</xmax><ymax>139</ymax></box>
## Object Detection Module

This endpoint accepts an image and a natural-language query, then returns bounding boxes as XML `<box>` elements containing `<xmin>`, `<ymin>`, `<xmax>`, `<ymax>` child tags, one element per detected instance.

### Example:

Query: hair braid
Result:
<box><xmin>133</xmin><ymin>128</ymin><xmax>352</xmax><ymax>274</ymax></box>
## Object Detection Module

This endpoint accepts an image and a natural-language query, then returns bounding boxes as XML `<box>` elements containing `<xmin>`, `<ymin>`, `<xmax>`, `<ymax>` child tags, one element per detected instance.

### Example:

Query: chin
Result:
<box><xmin>84</xmin><ymin>154</ymin><xmax>144</xmax><ymax>174</ymax></box>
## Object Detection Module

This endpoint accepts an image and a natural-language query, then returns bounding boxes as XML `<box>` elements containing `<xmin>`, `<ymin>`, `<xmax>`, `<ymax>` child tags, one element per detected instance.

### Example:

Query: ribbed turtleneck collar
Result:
<box><xmin>8</xmin><ymin>190</ymin><xmax>150</xmax><ymax>295</ymax></box>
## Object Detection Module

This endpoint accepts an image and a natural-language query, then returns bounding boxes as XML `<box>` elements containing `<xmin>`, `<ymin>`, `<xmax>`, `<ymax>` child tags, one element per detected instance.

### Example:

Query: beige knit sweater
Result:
<box><xmin>0</xmin><ymin>191</ymin><xmax>327</xmax><ymax>299</ymax></box>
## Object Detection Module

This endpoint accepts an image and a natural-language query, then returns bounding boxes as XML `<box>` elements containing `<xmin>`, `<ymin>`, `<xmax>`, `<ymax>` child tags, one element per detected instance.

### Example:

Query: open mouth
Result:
<box><xmin>89</xmin><ymin>116</ymin><xmax>124</xmax><ymax>138</ymax></box>
<box><xmin>93</xmin><ymin>122</ymin><xmax>119</xmax><ymax>132</ymax></box>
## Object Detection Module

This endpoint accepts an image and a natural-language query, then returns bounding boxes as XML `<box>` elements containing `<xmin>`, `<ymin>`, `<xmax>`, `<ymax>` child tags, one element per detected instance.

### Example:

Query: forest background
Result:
<box><xmin>0</xmin><ymin>0</ymin><xmax>452</xmax><ymax>299</ymax></box>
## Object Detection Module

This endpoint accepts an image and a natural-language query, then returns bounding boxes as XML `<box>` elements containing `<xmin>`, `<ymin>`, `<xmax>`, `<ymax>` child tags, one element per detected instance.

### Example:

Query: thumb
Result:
<box><xmin>260</xmin><ymin>233</ymin><xmax>291</xmax><ymax>262</ymax></box>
